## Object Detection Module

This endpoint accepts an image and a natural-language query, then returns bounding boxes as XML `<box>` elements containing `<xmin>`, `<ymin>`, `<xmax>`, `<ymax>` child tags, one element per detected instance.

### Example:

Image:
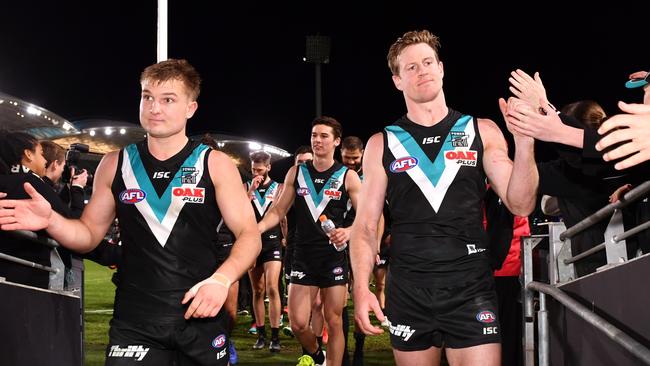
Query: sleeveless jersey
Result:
<box><xmin>293</xmin><ymin>160</ymin><xmax>350</xmax><ymax>253</ymax></box>
<box><xmin>247</xmin><ymin>179</ymin><xmax>281</xmax><ymax>240</ymax></box>
<box><xmin>111</xmin><ymin>140</ymin><xmax>222</xmax><ymax>324</ymax></box>
<box><xmin>382</xmin><ymin>110</ymin><xmax>488</xmax><ymax>279</ymax></box>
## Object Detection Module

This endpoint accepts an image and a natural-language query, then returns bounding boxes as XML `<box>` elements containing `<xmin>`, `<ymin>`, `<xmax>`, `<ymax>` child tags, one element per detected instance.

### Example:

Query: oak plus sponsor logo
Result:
<box><xmin>324</xmin><ymin>189</ymin><xmax>342</xmax><ymax>200</ymax></box>
<box><xmin>119</xmin><ymin>189</ymin><xmax>146</xmax><ymax>204</ymax></box>
<box><xmin>444</xmin><ymin>149</ymin><xmax>478</xmax><ymax>167</ymax></box>
<box><xmin>107</xmin><ymin>345</ymin><xmax>150</xmax><ymax>361</ymax></box>
<box><xmin>390</xmin><ymin>156</ymin><xmax>419</xmax><ymax>173</ymax></box>
<box><xmin>386</xmin><ymin>319</ymin><xmax>416</xmax><ymax>342</ymax></box>
<box><xmin>172</xmin><ymin>187</ymin><xmax>205</xmax><ymax>203</ymax></box>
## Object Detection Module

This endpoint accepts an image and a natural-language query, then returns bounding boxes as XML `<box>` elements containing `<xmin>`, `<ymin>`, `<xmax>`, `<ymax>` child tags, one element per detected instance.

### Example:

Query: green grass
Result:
<box><xmin>84</xmin><ymin>260</ymin><xmax>396</xmax><ymax>365</ymax></box>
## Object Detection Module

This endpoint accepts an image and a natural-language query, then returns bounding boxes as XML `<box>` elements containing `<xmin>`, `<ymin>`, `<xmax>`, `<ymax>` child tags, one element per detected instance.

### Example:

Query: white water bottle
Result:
<box><xmin>319</xmin><ymin>215</ymin><xmax>347</xmax><ymax>251</ymax></box>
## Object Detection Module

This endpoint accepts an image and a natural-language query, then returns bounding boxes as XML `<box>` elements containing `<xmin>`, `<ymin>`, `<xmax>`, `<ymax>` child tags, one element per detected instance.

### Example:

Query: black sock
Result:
<box><xmin>317</xmin><ymin>336</ymin><xmax>323</xmax><ymax>347</ymax></box>
<box><xmin>257</xmin><ymin>324</ymin><xmax>267</xmax><ymax>339</ymax></box>
<box><xmin>354</xmin><ymin>331</ymin><xmax>365</xmax><ymax>351</ymax></box>
<box><xmin>342</xmin><ymin>306</ymin><xmax>350</xmax><ymax>366</ymax></box>
<box><xmin>311</xmin><ymin>347</ymin><xmax>325</xmax><ymax>364</ymax></box>
<box><xmin>271</xmin><ymin>327</ymin><xmax>279</xmax><ymax>341</ymax></box>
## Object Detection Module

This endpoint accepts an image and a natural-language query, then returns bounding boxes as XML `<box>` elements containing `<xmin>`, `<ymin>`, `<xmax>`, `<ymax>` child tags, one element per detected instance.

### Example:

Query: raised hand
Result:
<box><xmin>509</xmin><ymin>69</ymin><xmax>549</xmax><ymax>111</ymax></box>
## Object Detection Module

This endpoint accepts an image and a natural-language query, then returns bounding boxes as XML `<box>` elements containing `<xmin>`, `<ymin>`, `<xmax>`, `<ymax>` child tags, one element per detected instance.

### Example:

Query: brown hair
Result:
<box><xmin>341</xmin><ymin>136</ymin><xmax>364</xmax><ymax>151</ymax></box>
<box><xmin>561</xmin><ymin>100</ymin><xmax>607</xmax><ymax>129</ymax></box>
<box><xmin>40</xmin><ymin>140</ymin><xmax>65</xmax><ymax>168</ymax></box>
<box><xmin>387</xmin><ymin>30</ymin><xmax>441</xmax><ymax>76</ymax></box>
<box><xmin>311</xmin><ymin>116</ymin><xmax>342</xmax><ymax>139</ymax></box>
<box><xmin>250</xmin><ymin>150</ymin><xmax>271</xmax><ymax>164</ymax></box>
<box><xmin>140</xmin><ymin>59</ymin><xmax>202</xmax><ymax>100</ymax></box>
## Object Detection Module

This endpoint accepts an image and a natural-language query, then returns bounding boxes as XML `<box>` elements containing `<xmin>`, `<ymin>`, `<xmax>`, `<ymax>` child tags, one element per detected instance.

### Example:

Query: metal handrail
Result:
<box><xmin>527</xmin><ymin>281</ymin><xmax>650</xmax><ymax>365</ymax></box>
<box><xmin>559</xmin><ymin>180</ymin><xmax>650</xmax><ymax>241</ymax></box>
<box><xmin>1</xmin><ymin>230</ymin><xmax>65</xmax><ymax>290</ymax></box>
<box><xmin>0</xmin><ymin>252</ymin><xmax>58</xmax><ymax>273</ymax></box>
<box><xmin>12</xmin><ymin>230</ymin><xmax>60</xmax><ymax>248</ymax></box>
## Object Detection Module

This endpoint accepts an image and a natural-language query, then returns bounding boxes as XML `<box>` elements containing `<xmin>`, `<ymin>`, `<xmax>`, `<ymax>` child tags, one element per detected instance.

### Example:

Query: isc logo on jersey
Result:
<box><xmin>119</xmin><ymin>189</ymin><xmax>146</xmax><ymax>204</ymax></box>
<box><xmin>324</xmin><ymin>189</ymin><xmax>341</xmax><ymax>200</ymax></box>
<box><xmin>172</xmin><ymin>187</ymin><xmax>205</xmax><ymax>203</ymax></box>
<box><xmin>390</xmin><ymin>156</ymin><xmax>419</xmax><ymax>173</ymax></box>
<box><xmin>445</xmin><ymin>150</ymin><xmax>478</xmax><ymax>167</ymax></box>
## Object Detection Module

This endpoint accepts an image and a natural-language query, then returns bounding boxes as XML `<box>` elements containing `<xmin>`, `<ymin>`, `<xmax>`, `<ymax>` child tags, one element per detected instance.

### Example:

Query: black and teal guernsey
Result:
<box><xmin>382</xmin><ymin>109</ymin><xmax>489</xmax><ymax>284</ymax></box>
<box><xmin>247</xmin><ymin>179</ymin><xmax>281</xmax><ymax>240</ymax></box>
<box><xmin>111</xmin><ymin>140</ymin><xmax>222</xmax><ymax>325</ymax></box>
<box><xmin>293</xmin><ymin>160</ymin><xmax>350</xmax><ymax>255</ymax></box>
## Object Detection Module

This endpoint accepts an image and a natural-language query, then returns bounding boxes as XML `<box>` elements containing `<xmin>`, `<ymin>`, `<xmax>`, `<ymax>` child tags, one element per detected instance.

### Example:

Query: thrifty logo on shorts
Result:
<box><xmin>107</xmin><ymin>345</ymin><xmax>149</xmax><ymax>361</ymax></box>
<box><xmin>387</xmin><ymin>319</ymin><xmax>416</xmax><ymax>342</ymax></box>
<box><xmin>291</xmin><ymin>270</ymin><xmax>306</xmax><ymax>279</ymax></box>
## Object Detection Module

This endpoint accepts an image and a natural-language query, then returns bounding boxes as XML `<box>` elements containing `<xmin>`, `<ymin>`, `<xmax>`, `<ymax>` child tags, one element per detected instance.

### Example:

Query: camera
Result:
<box><xmin>62</xmin><ymin>143</ymin><xmax>93</xmax><ymax>186</ymax></box>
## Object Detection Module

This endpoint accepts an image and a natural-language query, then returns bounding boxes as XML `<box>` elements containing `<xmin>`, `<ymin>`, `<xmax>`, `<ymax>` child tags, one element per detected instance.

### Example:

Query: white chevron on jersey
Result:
<box><xmin>296</xmin><ymin>165</ymin><xmax>347</xmax><ymax>222</ymax></box>
<box><xmin>121</xmin><ymin>145</ymin><xmax>209</xmax><ymax>247</ymax></box>
<box><xmin>386</xmin><ymin>119</ymin><xmax>475</xmax><ymax>212</ymax></box>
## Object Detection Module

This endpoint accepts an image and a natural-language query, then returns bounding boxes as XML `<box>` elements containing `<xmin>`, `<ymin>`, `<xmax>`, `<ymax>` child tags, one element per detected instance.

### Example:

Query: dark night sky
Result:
<box><xmin>1</xmin><ymin>1</ymin><xmax>646</xmax><ymax>170</ymax></box>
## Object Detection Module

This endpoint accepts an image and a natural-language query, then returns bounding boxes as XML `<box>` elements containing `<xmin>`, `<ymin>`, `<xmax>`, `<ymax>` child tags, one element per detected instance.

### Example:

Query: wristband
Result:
<box><xmin>189</xmin><ymin>272</ymin><xmax>231</xmax><ymax>296</ymax></box>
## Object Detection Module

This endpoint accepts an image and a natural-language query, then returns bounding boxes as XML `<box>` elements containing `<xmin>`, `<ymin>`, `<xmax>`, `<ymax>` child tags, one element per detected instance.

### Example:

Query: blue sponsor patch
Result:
<box><xmin>390</xmin><ymin>156</ymin><xmax>419</xmax><ymax>173</ymax></box>
<box><xmin>119</xmin><ymin>189</ymin><xmax>146</xmax><ymax>204</ymax></box>
<box><xmin>212</xmin><ymin>334</ymin><xmax>226</xmax><ymax>349</ymax></box>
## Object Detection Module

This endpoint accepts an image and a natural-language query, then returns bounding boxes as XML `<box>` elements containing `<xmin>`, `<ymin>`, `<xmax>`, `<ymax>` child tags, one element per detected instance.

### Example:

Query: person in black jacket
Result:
<box><xmin>0</xmin><ymin>131</ymin><xmax>72</xmax><ymax>288</ymax></box>
<box><xmin>41</xmin><ymin>140</ymin><xmax>88</xmax><ymax>218</ymax></box>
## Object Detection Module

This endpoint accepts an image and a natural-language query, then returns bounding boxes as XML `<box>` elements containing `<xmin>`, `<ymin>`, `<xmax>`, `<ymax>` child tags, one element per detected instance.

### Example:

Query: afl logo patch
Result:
<box><xmin>296</xmin><ymin>187</ymin><xmax>311</xmax><ymax>196</ymax></box>
<box><xmin>390</xmin><ymin>156</ymin><xmax>418</xmax><ymax>173</ymax></box>
<box><xmin>119</xmin><ymin>189</ymin><xmax>146</xmax><ymax>204</ymax></box>
<box><xmin>476</xmin><ymin>310</ymin><xmax>496</xmax><ymax>323</ymax></box>
<box><xmin>212</xmin><ymin>334</ymin><xmax>226</xmax><ymax>349</ymax></box>
<box><xmin>332</xmin><ymin>266</ymin><xmax>344</xmax><ymax>274</ymax></box>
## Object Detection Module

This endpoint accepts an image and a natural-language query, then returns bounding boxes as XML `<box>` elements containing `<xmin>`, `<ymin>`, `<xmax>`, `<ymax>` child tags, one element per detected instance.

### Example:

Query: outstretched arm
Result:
<box><xmin>258</xmin><ymin>166</ymin><xmax>297</xmax><ymax>233</ymax></box>
<box><xmin>350</xmin><ymin>133</ymin><xmax>387</xmax><ymax>335</ymax></box>
<box><xmin>0</xmin><ymin>152</ymin><xmax>118</xmax><ymax>253</ymax></box>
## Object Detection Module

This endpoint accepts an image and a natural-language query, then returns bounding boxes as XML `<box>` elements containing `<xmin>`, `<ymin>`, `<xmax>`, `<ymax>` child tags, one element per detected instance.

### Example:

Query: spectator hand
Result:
<box><xmin>509</xmin><ymin>69</ymin><xmax>549</xmax><ymax>111</ymax></box>
<box><xmin>609</xmin><ymin>184</ymin><xmax>632</xmax><ymax>203</ymax></box>
<box><xmin>501</xmin><ymin>97</ymin><xmax>563</xmax><ymax>143</ymax></box>
<box><xmin>597</xmin><ymin>102</ymin><xmax>650</xmax><ymax>170</ymax></box>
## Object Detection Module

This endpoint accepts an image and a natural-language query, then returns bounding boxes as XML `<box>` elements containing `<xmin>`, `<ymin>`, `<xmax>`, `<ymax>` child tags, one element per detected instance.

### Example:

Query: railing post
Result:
<box><xmin>604</xmin><ymin>209</ymin><xmax>628</xmax><ymax>267</ymax></box>
<box><xmin>538</xmin><ymin>292</ymin><xmax>549</xmax><ymax>366</ymax></box>
<box><xmin>522</xmin><ymin>236</ymin><xmax>543</xmax><ymax>366</ymax></box>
